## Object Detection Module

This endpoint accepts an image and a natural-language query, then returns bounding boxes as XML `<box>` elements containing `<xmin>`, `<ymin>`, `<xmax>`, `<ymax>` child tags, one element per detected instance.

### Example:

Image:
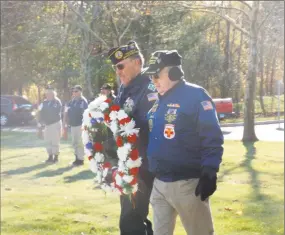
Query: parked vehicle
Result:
<box><xmin>0</xmin><ymin>95</ymin><xmax>36</xmax><ymax>126</ymax></box>
<box><xmin>213</xmin><ymin>98</ymin><xmax>235</xmax><ymax>120</ymax></box>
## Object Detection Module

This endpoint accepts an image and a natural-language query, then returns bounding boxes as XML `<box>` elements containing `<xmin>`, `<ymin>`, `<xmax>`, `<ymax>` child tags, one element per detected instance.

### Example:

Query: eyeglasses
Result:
<box><xmin>112</xmin><ymin>63</ymin><xmax>125</xmax><ymax>71</ymax></box>
<box><xmin>72</xmin><ymin>90</ymin><xmax>79</xmax><ymax>93</ymax></box>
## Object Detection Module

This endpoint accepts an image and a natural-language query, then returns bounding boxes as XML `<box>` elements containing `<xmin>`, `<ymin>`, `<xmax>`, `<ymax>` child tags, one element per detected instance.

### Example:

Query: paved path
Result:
<box><xmin>222</xmin><ymin>123</ymin><xmax>284</xmax><ymax>142</ymax></box>
<box><xmin>2</xmin><ymin>123</ymin><xmax>284</xmax><ymax>142</ymax></box>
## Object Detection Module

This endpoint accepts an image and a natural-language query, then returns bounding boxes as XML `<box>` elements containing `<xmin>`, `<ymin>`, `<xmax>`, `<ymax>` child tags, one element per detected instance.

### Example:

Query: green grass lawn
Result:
<box><xmin>1</xmin><ymin>132</ymin><xmax>284</xmax><ymax>235</ymax></box>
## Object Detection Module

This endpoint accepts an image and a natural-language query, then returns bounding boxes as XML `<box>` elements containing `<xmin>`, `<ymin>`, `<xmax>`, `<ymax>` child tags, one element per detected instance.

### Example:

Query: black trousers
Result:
<box><xmin>119</xmin><ymin>168</ymin><xmax>154</xmax><ymax>235</ymax></box>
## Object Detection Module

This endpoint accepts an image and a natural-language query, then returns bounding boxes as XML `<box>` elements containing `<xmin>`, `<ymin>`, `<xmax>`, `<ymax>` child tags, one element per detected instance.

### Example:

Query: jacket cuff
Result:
<box><xmin>201</xmin><ymin>166</ymin><xmax>217</xmax><ymax>179</ymax></box>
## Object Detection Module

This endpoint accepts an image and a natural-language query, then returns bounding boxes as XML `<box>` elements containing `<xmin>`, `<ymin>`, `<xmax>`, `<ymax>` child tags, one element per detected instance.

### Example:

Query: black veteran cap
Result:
<box><xmin>107</xmin><ymin>41</ymin><xmax>140</xmax><ymax>65</ymax></box>
<box><xmin>101</xmin><ymin>83</ymin><xmax>112</xmax><ymax>90</ymax></box>
<box><xmin>144</xmin><ymin>50</ymin><xmax>182</xmax><ymax>76</ymax></box>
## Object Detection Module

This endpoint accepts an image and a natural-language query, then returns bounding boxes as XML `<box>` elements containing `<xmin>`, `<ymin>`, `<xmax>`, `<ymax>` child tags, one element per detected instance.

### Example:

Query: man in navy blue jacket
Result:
<box><xmin>144</xmin><ymin>50</ymin><xmax>224</xmax><ymax>235</ymax></box>
<box><xmin>107</xmin><ymin>41</ymin><xmax>157</xmax><ymax>235</ymax></box>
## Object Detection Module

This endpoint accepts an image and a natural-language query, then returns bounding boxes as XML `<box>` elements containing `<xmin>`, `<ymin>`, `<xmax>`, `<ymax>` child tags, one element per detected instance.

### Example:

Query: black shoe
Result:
<box><xmin>72</xmin><ymin>159</ymin><xmax>84</xmax><ymax>166</ymax></box>
<box><xmin>53</xmin><ymin>155</ymin><xmax>59</xmax><ymax>163</ymax></box>
<box><xmin>45</xmin><ymin>155</ymin><xmax>53</xmax><ymax>163</ymax></box>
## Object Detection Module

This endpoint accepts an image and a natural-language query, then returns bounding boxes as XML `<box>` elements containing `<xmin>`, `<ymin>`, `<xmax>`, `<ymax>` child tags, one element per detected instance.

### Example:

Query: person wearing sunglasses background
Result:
<box><xmin>100</xmin><ymin>83</ymin><xmax>116</xmax><ymax>101</ymax></box>
<box><xmin>64</xmin><ymin>85</ymin><xmax>88</xmax><ymax>166</ymax></box>
<box><xmin>144</xmin><ymin>50</ymin><xmax>224</xmax><ymax>235</ymax></box>
<box><xmin>107</xmin><ymin>41</ymin><xmax>158</xmax><ymax>235</ymax></box>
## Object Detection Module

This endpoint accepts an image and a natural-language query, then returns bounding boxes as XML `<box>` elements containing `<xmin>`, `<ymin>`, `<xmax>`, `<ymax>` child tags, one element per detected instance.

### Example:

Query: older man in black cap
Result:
<box><xmin>145</xmin><ymin>50</ymin><xmax>224</xmax><ymax>235</ymax></box>
<box><xmin>107</xmin><ymin>41</ymin><xmax>157</xmax><ymax>235</ymax></box>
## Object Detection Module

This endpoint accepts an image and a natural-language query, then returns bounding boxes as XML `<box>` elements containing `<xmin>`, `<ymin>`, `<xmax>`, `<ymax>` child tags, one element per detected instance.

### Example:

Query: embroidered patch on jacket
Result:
<box><xmin>148</xmin><ymin>83</ymin><xmax>156</xmax><ymax>92</ymax></box>
<box><xmin>148</xmin><ymin>118</ymin><xmax>153</xmax><ymax>132</ymax></box>
<box><xmin>165</xmin><ymin>113</ymin><xmax>177</xmax><ymax>123</ymax></box>
<box><xmin>164</xmin><ymin>124</ymin><xmax>175</xmax><ymax>139</ymax></box>
<box><xmin>124</xmin><ymin>97</ymin><xmax>134</xmax><ymax>113</ymax></box>
<box><xmin>147</xmin><ymin>92</ymin><xmax>158</xmax><ymax>102</ymax></box>
<box><xmin>201</xmin><ymin>101</ymin><xmax>213</xmax><ymax>111</ymax></box>
<box><xmin>167</xmin><ymin>103</ymin><xmax>180</xmax><ymax>108</ymax></box>
<box><xmin>167</xmin><ymin>108</ymin><xmax>177</xmax><ymax>114</ymax></box>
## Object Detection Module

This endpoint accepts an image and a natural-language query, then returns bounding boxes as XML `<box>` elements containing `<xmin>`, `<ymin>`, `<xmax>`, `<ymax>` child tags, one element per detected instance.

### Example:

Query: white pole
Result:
<box><xmin>277</xmin><ymin>80</ymin><xmax>281</xmax><ymax>129</ymax></box>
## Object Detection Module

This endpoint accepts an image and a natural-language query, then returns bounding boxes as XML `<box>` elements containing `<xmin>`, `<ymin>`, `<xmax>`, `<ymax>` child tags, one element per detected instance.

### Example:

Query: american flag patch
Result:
<box><xmin>147</xmin><ymin>92</ymin><xmax>158</xmax><ymax>101</ymax></box>
<box><xmin>201</xmin><ymin>101</ymin><xmax>213</xmax><ymax>110</ymax></box>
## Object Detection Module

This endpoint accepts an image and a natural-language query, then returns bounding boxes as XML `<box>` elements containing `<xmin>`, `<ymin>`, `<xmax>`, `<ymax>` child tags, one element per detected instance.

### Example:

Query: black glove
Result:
<box><xmin>195</xmin><ymin>167</ymin><xmax>217</xmax><ymax>201</ymax></box>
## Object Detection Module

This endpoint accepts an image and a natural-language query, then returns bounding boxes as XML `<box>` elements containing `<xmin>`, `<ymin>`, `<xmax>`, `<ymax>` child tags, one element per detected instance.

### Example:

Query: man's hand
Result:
<box><xmin>195</xmin><ymin>167</ymin><xmax>217</xmax><ymax>201</ymax></box>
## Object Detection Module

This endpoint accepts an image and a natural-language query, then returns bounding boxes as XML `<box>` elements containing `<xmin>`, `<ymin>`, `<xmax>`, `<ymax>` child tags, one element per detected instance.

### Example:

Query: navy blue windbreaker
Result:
<box><xmin>147</xmin><ymin>80</ymin><xmax>224</xmax><ymax>182</ymax></box>
<box><xmin>39</xmin><ymin>98</ymin><xmax>62</xmax><ymax>126</ymax></box>
<box><xmin>67</xmin><ymin>96</ymin><xmax>88</xmax><ymax>127</ymax></box>
<box><xmin>115</xmin><ymin>73</ymin><xmax>158</xmax><ymax>170</ymax></box>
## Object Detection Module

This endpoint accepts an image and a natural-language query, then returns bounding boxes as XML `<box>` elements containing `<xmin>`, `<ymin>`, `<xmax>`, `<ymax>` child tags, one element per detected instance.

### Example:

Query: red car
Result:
<box><xmin>213</xmin><ymin>98</ymin><xmax>235</xmax><ymax>120</ymax></box>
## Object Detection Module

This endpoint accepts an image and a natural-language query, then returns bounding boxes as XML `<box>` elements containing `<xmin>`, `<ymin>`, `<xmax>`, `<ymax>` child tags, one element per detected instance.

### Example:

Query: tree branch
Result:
<box><xmin>178</xmin><ymin>3</ymin><xmax>250</xmax><ymax>37</ymax></box>
<box><xmin>237</xmin><ymin>1</ymin><xmax>252</xmax><ymax>10</ymax></box>
<box><xmin>192</xmin><ymin>5</ymin><xmax>250</xmax><ymax>20</ymax></box>
<box><xmin>64</xmin><ymin>1</ymin><xmax>109</xmax><ymax>48</ymax></box>
<box><xmin>257</xmin><ymin>9</ymin><xmax>274</xmax><ymax>32</ymax></box>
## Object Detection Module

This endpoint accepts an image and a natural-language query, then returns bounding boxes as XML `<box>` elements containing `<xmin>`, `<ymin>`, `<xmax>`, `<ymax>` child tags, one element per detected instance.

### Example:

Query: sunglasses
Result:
<box><xmin>112</xmin><ymin>63</ymin><xmax>125</xmax><ymax>71</ymax></box>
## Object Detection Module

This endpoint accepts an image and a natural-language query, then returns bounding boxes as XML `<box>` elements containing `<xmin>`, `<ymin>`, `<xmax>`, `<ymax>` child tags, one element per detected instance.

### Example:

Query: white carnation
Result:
<box><xmin>89</xmin><ymin>111</ymin><xmax>104</xmax><ymax>119</ymax></box>
<box><xmin>126</xmin><ymin>157</ymin><xmax>142</xmax><ymax>169</ymax></box>
<box><xmin>95</xmin><ymin>152</ymin><xmax>104</xmax><ymax>163</ymax></box>
<box><xmin>96</xmin><ymin>171</ymin><xmax>102</xmax><ymax>183</ymax></box>
<box><xmin>117</xmin><ymin>143</ymin><xmax>132</xmax><ymax>162</ymax></box>
<box><xmin>99</xmin><ymin>102</ymin><xmax>109</xmax><ymax>112</ymax></box>
<box><xmin>118</xmin><ymin>161</ymin><xmax>127</xmax><ymax>173</ymax></box>
<box><xmin>120</xmin><ymin>120</ymin><xmax>139</xmax><ymax>136</ymax></box>
<box><xmin>88</xmin><ymin>95</ymin><xmax>107</xmax><ymax>110</ymax></box>
<box><xmin>84</xmin><ymin>148</ymin><xmax>93</xmax><ymax>157</ymax></box>
<box><xmin>117</xmin><ymin>110</ymin><xmax>128</xmax><ymax>120</ymax></box>
<box><xmin>81</xmin><ymin>130</ymin><xmax>90</xmax><ymax>145</ymax></box>
<box><xmin>109</xmin><ymin>111</ymin><xmax>118</xmax><ymax>121</ymax></box>
<box><xmin>110</xmin><ymin>121</ymin><xmax>119</xmax><ymax>134</ymax></box>
<box><xmin>89</xmin><ymin>158</ymin><xmax>98</xmax><ymax>173</ymax></box>
<box><xmin>122</xmin><ymin>175</ymin><xmax>134</xmax><ymax>183</ymax></box>
<box><xmin>82</xmin><ymin>109</ymin><xmax>92</xmax><ymax>127</ymax></box>
<box><xmin>115</xmin><ymin>174</ymin><xmax>123</xmax><ymax>186</ymax></box>
<box><xmin>102</xmin><ymin>167</ymin><xmax>109</xmax><ymax>178</ymax></box>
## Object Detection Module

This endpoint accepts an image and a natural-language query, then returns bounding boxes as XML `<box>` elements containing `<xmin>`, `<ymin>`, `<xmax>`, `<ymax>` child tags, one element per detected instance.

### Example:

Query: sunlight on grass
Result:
<box><xmin>1</xmin><ymin>132</ymin><xmax>284</xmax><ymax>235</ymax></box>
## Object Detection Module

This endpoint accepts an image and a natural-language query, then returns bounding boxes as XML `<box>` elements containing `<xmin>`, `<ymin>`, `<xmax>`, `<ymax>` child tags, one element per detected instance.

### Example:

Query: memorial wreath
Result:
<box><xmin>82</xmin><ymin>95</ymin><xmax>141</xmax><ymax>196</ymax></box>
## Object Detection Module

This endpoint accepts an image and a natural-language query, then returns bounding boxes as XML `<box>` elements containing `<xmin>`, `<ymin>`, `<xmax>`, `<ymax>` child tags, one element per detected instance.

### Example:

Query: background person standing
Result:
<box><xmin>64</xmin><ymin>85</ymin><xmax>88</xmax><ymax>166</ymax></box>
<box><xmin>38</xmin><ymin>86</ymin><xmax>62</xmax><ymax>163</ymax></box>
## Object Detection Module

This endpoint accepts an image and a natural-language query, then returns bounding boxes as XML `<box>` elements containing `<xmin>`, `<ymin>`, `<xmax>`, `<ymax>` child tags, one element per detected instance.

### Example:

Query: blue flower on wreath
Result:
<box><xmin>86</xmin><ymin>142</ymin><xmax>93</xmax><ymax>150</ymax></box>
<box><xmin>91</xmin><ymin>118</ymin><xmax>97</xmax><ymax>125</ymax></box>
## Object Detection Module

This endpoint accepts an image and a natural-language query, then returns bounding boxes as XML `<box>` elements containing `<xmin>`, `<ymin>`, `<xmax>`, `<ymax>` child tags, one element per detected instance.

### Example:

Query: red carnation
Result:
<box><xmin>88</xmin><ymin>156</ymin><xmax>93</xmax><ymax>161</ymax></box>
<box><xmin>103</xmin><ymin>162</ymin><xmax>111</xmax><ymax>169</ymax></box>
<box><xmin>110</xmin><ymin>105</ymin><xmax>120</xmax><ymax>112</ymax></box>
<box><xmin>130</xmin><ymin>167</ymin><xmax>139</xmax><ymax>176</ymax></box>
<box><xmin>105</xmin><ymin>98</ymin><xmax>112</xmax><ymax>104</ymax></box>
<box><xmin>89</xmin><ymin>113</ymin><xmax>92</xmax><ymax>118</ymax></box>
<box><xmin>129</xmin><ymin>177</ymin><xmax>137</xmax><ymax>186</ymax></box>
<box><xmin>104</xmin><ymin>113</ymin><xmax>111</xmax><ymax>123</ymax></box>
<box><xmin>118</xmin><ymin>171</ymin><xmax>124</xmax><ymax>177</ymax></box>
<box><xmin>130</xmin><ymin>149</ymin><xmax>139</xmax><ymax>160</ymax></box>
<box><xmin>119</xmin><ymin>117</ymin><xmax>131</xmax><ymax>125</ymax></box>
<box><xmin>93</xmin><ymin>142</ymin><xmax>103</xmax><ymax>152</ymax></box>
<box><xmin>116</xmin><ymin>136</ymin><xmax>124</xmax><ymax>147</ymax></box>
<box><xmin>127</xmin><ymin>134</ymin><xmax>137</xmax><ymax>144</ymax></box>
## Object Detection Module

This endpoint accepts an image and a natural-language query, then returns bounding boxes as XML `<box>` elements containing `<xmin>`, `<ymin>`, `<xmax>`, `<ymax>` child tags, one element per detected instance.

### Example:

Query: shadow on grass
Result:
<box><xmin>241</xmin><ymin>141</ymin><xmax>283</xmax><ymax>234</ymax></box>
<box><xmin>32</xmin><ymin>165</ymin><xmax>74</xmax><ymax>178</ymax></box>
<box><xmin>2</xmin><ymin>163</ymin><xmax>48</xmax><ymax>176</ymax></box>
<box><xmin>63</xmin><ymin>170</ymin><xmax>95</xmax><ymax>183</ymax></box>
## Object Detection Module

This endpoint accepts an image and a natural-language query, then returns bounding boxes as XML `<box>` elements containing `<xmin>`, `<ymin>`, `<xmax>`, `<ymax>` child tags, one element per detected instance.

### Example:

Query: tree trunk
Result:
<box><xmin>242</xmin><ymin>1</ymin><xmax>259</xmax><ymax>142</ymax></box>
<box><xmin>265</xmin><ymin>44</ymin><xmax>273</xmax><ymax>95</ymax></box>
<box><xmin>235</xmin><ymin>32</ymin><xmax>243</xmax><ymax>116</ymax></box>
<box><xmin>269</xmin><ymin>44</ymin><xmax>279</xmax><ymax>96</ymax></box>
<box><xmin>216</xmin><ymin>20</ymin><xmax>220</xmax><ymax>49</ymax></box>
<box><xmin>220</xmin><ymin>21</ymin><xmax>230</xmax><ymax>98</ymax></box>
<box><xmin>258</xmin><ymin>29</ymin><xmax>266</xmax><ymax>115</ymax></box>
